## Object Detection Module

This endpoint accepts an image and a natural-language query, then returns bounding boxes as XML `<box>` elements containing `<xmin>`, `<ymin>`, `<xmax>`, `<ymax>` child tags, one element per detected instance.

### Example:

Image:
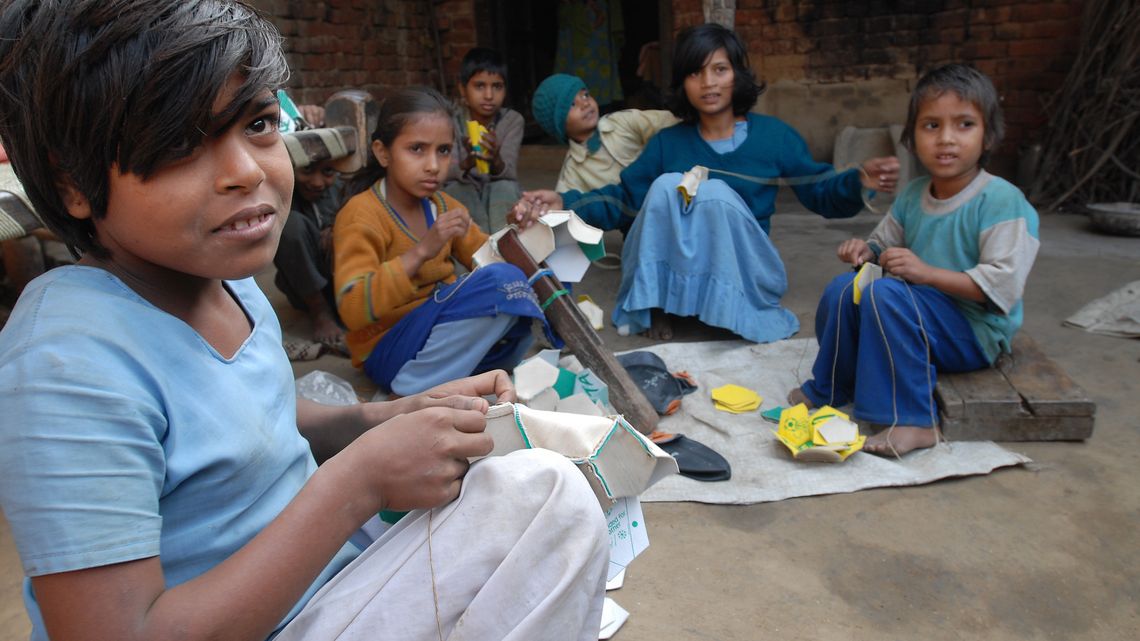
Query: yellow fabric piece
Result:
<box><xmin>466</xmin><ymin>120</ymin><xmax>490</xmax><ymax>174</ymax></box>
<box><xmin>711</xmin><ymin>383</ymin><xmax>762</xmax><ymax>413</ymax></box>
<box><xmin>774</xmin><ymin>404</ymin><xmax>866</xmax><ymax>463</ymax></box>
<box><xmin>333</xmin><ymin>183</ymin><xmax>488</xmax><ymax>366</ymax></box>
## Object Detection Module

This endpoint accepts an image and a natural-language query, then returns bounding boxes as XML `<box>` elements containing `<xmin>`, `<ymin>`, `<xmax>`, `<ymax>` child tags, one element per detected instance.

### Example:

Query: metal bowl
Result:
<box><xmin>1086</xmin><ymin>202</ymin><xmax>1140</xmax><ymax>237</ymax></box>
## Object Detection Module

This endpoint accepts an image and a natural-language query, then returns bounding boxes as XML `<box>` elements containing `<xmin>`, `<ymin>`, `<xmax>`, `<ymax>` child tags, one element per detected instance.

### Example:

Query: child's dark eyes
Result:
<box><xmin>246</xmin><ymin>113</ymin><xmax>280</xmax><ymax>137</ymax></box>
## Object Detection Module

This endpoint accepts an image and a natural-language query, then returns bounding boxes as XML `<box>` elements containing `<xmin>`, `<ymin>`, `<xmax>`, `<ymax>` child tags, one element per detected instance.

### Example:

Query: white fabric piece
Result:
<box><xmin>276</xmin><ymin>449</ymin><xmax>608</xmax><ymax>641</ymax></box>
<box><xmin>1063</xmin><ymin>280</ymin><xmax>1140</xmax><ymax>338</ymax></box>
<box><xmin>628</xmin><ymin>340</ymin><xmax>1032</xmax><ymax>505</ymax></box>
<box><xmin>477</xmin><ymin>404</ymin><xmax>678</xmax><ymax>508</ymax></box>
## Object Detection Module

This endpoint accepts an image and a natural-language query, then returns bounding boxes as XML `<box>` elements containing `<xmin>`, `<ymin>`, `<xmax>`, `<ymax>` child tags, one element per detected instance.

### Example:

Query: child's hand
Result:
<box><xmin>479</xmin><ymin>130</ymin><xmax>504</xmax><ymax>174</ymax></box>
<box><xmin>421</xmin><ymin>370</ymin><xmax>517</xmax><ymax>405</ymax></box>
<box><xmin>417</xmin><ymin>208</ymin><xmax>471</xmax><ymax>258</ymax></box>
<box><xmin>837</xmin><ymin>238</ymin><xmax>875</xmax><ymax>266</ymax></box>
<box><xmin>391</xmin><ymin>370</ymin><xmax>517</xmax><ymax>417</ymax></box>
<box><xmin>860</xmin><ymin>156</ymin><xmax>901</xmax><ymax>193</ymax></box>
<box><xmin>296</xmin><ymin>104</ymin><xmax>326</xmax><ymax>128</ymax></box>
<box><xmin>509</xmin><ymin>190</ymin><xmax>563</xmax><ymax>229</ymax></box>
<box><xmin>351</xmin><ymin>407</ymin><xmax>493</xmax><ymax>511</ymax></box>
<box><xmin>460</xmin><ymin>130</ymin><xmax>502</xmax><ymax>175</ymax></box>
<box><xmin>459</xmin><ymin>136</ymin><xmax>478</xmax><ymax>172</ymax></box>
<box><xmin>879</xmin><ymin>247</ymin><xmax>932</xmax><ymax>284</ymax></box>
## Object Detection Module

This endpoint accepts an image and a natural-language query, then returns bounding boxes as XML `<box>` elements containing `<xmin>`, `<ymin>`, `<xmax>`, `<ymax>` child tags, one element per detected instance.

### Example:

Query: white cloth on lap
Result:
<box><xmin>276</xmin><ymin>448</ymin><xmax>609</xmax><ymax>641</ymax></box>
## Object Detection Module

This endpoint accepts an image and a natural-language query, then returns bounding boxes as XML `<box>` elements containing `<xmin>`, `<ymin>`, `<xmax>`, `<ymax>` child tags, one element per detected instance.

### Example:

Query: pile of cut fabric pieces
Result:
<box><xmin>710</xmin><ymin>383</ymin><xmax>762</xmax><ymax>413</ymax></box>
<box><xmin>772</xmin><ymin>404</ymin><xmax>866</xmax><ymax>463</ymax></box>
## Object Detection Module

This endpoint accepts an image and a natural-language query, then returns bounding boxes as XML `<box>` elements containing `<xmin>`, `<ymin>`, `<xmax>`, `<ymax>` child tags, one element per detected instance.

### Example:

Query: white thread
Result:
<box><xmin>903</xmin><ymin>283</ymin><xmax>941</xmax><ymax>440</ymax></box>
<box><xmin>427</xmin><ymin>508</ymin><xmax>444</xmax><ymax>641</ymax></box>
<box><xmin>825</xmin><ymin>272</ymin><xmax>939</xmax><ymax>458</ymax></box>
<box><xmin>827</xmin><ymin>280</ymin><xmax>855</xmax><ymax>407</ymax></box>
<box><xmin>568</xmin><ymin>163</ymin><xmax>882</xmax><ymax>220</ymax></box>
<box><xmin>432</xmin><ymin>270</ymin><xmax>477</xmax><ymax>304</ymax></box>
<box><xmin>867</xmin><ymin>280</ymin><xmax>902</xmax><ymax>459</ymax></box>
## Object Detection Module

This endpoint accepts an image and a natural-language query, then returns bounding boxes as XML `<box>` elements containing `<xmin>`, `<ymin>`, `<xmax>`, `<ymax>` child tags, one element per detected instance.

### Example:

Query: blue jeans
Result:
<box><xmin>801</xmin><ymin>272</ymin><xmax>989</xmax><ymax>427</ymax></box>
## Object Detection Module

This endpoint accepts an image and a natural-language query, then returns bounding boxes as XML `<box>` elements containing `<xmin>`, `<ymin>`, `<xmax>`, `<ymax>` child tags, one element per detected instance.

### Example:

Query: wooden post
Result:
<box><xmin>496</xmin><ymin>229</ymin><xmax>659</xmax><ymax>435</ymax></box>
<box><xmin>323</xmin><ymin>90</ymin><xmax>379</xmax><ymax>174</ymax></box>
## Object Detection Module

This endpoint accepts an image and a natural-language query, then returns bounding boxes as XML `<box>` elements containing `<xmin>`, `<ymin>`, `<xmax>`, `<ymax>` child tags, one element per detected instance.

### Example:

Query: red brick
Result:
<box><xmin>1009</xmin><ymin>39</ymin><xmax>1058</xmax><ymax>57</ymax></box>
<box><xmin>1013</xmin><ymin>2</ymin><xmax>1079</xmax><ymax>22</ymax></box>
<box><xmin>775</xmin><ymin>3</ymin><xmax>797</xmax><ymax>22</ymax></box>
<box><xmin>958</xmin><ymin>41</ymin><xmax>1009</xmax><ymax>59</ymax></box>
<box><xmin>940</xmin><ymin>28</ymin><xmax>967</xmax><ymax>44</ymax></box>
<box><xmin>994</xmin><ymin>22</ymin><xmax>1022</xmax><ymax>40</ymax></box>
<box><xmin>1023</xmin><ymin>20</ymin><xmax>1074</xmax><ymax>40</ymax></box>
<box><xmin>930</xmin><ymin>9</ymin><xmax>968</xmax><ymax>30</ymax></box>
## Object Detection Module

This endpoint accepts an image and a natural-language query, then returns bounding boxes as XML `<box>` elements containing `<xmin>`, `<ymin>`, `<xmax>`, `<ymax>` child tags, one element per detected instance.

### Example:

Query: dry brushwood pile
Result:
<box><xmin>1029</xmin><ymin>0</ymin><xmax>1139</xmax><ymax>211</ymax></box>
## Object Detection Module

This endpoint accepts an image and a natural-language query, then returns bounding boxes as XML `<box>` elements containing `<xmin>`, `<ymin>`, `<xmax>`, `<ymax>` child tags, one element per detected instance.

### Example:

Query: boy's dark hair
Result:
<box><xmin>343</xmin><ymin>86</ymin><xmax>456</xmax><ymax>201</ymax></box>
<box><xmin>667</xmin><ymin>23</ymin><xmax>765</xmax><ymax>123</ymax></box>
<box><xmin>900</xmin><ymin>63</ymin><xmax>1005</xmax><ymax>166</ymax></box>
<box><xmin>0</xmin><ymin>0</ymin><xmax>288</xmax><ymax>258</ymax></box>
<box><xmin>459</xmin><ymin>47</ymin><xmax>508</xmax><ymax>85</ymax></box>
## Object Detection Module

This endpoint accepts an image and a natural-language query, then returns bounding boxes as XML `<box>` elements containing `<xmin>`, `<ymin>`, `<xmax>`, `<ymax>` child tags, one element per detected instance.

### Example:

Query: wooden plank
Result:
<box><xmin>282</xmin><ymin>126</ymin><xmax>357</xmax><ymax>168</ymax></box>
<box><xmin>0</xmin><ymin>182</ymin><xmax>41</xmax><ymax>241</ymax></box>
<box><xmin>937</xmin><ymin>365</ymin><xmax>1027</xmax><ymax>420</ymax></box>
<box><xmin>997</xmin><ymin>333</ymin><xmax>1095</xmax><ymax>417</ymax></box>
<box><xmin>941</xmin><ymin>414</ymin><xmax>1094</xmax><ymax>441</ymax></box>
<box><xmin>496</xmin><ymin>230</ymin><xmax>659</xmax><ymax>435</ymax></box>
<box><xmin>324</xmin><ymin>89</ymin><xmax>379</xmax><ymax>174</ymax></box>
<box><xmin>936</xmin><ymin>332</ymin><xmax>1096</xmax><ymax>441</ymax></box>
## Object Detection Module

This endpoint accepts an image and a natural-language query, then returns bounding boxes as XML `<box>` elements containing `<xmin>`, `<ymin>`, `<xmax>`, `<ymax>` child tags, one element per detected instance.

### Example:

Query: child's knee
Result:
<box><xmin>477</xmin><ymin>261</ymin><xmax>527</xmax><ymax>284</ymax></box>
<box><xmin>822</xmin><ymin>271</ymin><xmax>858</xmax><ymax>303</ymax></box>
<box><xmin>471</xmin><ymin>449</ymin><xmax>601</xmax><ymax>521</ymax></box>
<box><xmin>859</xmin><ymin>278</ymin><xmax>911</xmax><ymax>319</ymax></box>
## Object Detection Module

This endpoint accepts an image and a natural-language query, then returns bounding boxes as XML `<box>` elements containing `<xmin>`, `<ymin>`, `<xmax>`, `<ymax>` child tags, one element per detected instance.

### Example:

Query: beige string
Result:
<box><xmin>865</xmin><ymin>277</ymin><xmax>940</xmax><ymax>459</ymax></box>
<box><xmin>567</xmin><ymin>163</ymin><xmax>886</xmax><ymax>221</ymax></box>
<box><xmin>807</xmin><ymin>273</ymin><xmax>939</xmax><ymax>458</ymax></box>
<box><xmin>426</xmin><ymin>508</ymin><xmax>444</xmax><ymax>641</ymax></box>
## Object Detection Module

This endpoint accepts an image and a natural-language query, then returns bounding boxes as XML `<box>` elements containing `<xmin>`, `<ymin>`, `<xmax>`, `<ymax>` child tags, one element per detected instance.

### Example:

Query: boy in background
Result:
<box><xmin>273</xmin><ymin>155</ymin><xmax>344</xmax><ymax>350</ymax></box>
<box><xmin>532</xmin><ymin>73</ymin><xmax>678</xmax><ymax>193</ymax></box>
<box><xmin>444</xmin><ymin>47</ymin><xmax>523</xmax><ymax>232</ymax></box>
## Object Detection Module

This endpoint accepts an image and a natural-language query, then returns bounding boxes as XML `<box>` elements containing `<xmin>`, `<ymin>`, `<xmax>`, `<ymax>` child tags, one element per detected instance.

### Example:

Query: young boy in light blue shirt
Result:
<box><xmin>0</xmin><ymin>2</ymin><xmax>607</xmax><ymax>639</ymax></box>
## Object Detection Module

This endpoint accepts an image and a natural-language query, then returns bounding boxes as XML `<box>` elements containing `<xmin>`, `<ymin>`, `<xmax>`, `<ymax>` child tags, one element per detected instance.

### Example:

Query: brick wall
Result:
<box><xmin>253</xmin><ymin>0</ymin><xmax>1081</xmax><ymax>173</ymax></box>
<box><xmin>249</xmin><ymin>0</ymin><xmax>478</xmax><ymax>106</ymax></box>
<box><xmin>676</xmin><ymin>0</ymin><xmax>1082</xmax><ymax>172</ymax></box>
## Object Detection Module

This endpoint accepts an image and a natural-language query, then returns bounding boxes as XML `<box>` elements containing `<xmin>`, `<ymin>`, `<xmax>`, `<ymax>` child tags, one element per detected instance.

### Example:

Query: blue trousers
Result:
<box><xmin>363</xmin><ymin>263</ymin><xmax>544</xmax><ymax>395</ymax></box>
<box><xmin>800</xmin><ymin>272</ymin><xmax>989</xmax><ymax>427</ymax></box>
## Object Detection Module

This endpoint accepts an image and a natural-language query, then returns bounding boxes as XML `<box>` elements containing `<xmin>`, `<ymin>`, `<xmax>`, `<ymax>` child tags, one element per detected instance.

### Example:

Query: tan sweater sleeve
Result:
<box><xmin>333</xmin><ymin>191</ymin><xmax>430</xmax><ymax>335</ymax></box>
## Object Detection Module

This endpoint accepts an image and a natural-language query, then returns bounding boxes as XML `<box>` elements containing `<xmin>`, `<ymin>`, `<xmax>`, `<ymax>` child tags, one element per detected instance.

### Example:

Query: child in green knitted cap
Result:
<box><xmin>532</xmin><ymin>73</ymin><xmax>678</xmax><ymax>193</ymax></box>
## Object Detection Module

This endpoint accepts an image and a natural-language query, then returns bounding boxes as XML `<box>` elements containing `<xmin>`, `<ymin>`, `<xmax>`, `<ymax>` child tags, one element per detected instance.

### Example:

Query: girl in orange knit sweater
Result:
<box><xmin>334</xmin><ymin>87</ymin><xmax>548</xmax><ymax>395</ymax></box>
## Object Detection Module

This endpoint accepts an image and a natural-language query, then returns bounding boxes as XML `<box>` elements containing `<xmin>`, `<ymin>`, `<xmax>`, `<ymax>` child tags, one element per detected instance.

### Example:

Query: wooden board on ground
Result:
<box><xmin>936</xmin><ymin>333</ymin><xmax>1095</xmax><ymax>441</ymax></box>
<box><xmin>1</xmin><ymin>163</ymin><xmax>42</xmax><ymax>241</ymax></box>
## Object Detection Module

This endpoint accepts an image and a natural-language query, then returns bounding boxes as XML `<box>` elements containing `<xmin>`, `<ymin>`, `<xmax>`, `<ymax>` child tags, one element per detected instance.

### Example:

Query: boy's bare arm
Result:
<box><xmin>34</xmin><ymin>407</ymin><xmax>493</xmax><ymax>641</ymax></box>
<box><xmin>296</xmin><ymin>369</ymin><xmax>516</xmax><ymax>458</ymax></box>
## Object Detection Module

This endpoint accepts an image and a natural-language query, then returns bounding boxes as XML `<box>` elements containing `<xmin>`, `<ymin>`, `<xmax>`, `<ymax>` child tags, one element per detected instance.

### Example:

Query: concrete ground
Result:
<box><xmin>1</xmin><ymin>145</ymin><xmax>1138</xmax><ymax>639</ymax></box>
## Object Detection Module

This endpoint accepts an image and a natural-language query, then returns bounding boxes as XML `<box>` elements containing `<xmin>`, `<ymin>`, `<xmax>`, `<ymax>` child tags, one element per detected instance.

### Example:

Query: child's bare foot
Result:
<box><xmin>786</xmin><ymin>387</ymin><xmax>814</xmax><ymax>409</ymax></box>
<box><xmin>311</xmin><ymin>312</ymin><xmax>344</xmax><ymax>346</ymax></box>
<box><xmin>642</xmin><ymin>309</ymin><xmax>674</xmax><ymax>341</ymax></box>
<box><xmin>864</xmin><ymin>425</ymin><xmax>939</xmax><ymax>457</ymax></box>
